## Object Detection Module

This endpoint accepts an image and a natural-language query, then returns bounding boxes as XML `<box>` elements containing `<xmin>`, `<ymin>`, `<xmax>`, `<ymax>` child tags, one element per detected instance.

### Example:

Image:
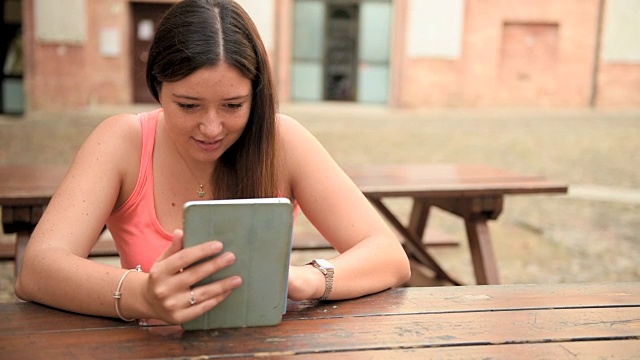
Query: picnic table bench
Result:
<box><xmin>1</xmin><ymin>282</ymin><xmax>638</xmax><ymax>358</ymax></box>
<box><xmin>1</xmin><ymin>163</ymin><xmax>568</xmax><ymax>284</ymax></box>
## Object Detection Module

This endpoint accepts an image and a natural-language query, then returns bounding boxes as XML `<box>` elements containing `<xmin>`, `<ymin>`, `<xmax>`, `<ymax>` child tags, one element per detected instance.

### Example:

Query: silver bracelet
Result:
<box><xmin>112</xmin><ymin>265</ymin><xmax>142</xmax><ymax>322</ymax></box>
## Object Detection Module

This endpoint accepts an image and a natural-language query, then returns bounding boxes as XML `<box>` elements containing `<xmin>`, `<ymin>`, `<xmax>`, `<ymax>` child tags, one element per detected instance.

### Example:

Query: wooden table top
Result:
<box><xmin>0</xmin><ymin>163</ymin><xmax>567</xmax><ymax>205</ymax></box>
<box><xmin>345</xmin><ymin>163</ymin><xmax>568</xmax><ymax>197</ymax></box>
<box><xmin>0</xmin><ymin>164</ymin><xmax>68</xmax><ymax>205</ymax></box>
<box><xmin>1</xmin><ymin>283</ymin><xmax>638</xmax><ymax>359</ymax></box>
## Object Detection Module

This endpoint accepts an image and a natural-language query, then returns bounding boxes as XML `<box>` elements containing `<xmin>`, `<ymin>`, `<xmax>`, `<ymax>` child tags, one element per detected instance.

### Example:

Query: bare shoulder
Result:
<box><xmin>275</xmin><ymin>112</ymin><xmax>343</xmax><ymax>186</ymax></box>
<box><xmin>91</xmin><ymin>113</ymin><xmax>141</xmax><ymax>147</ymax></box>
<box><xmin>81</xmin><ymin>113</ymin><xmax>142</xmax><ymax>157</ymax></box>
<box><xmin>276</xmin><ymin>113</ymin><xmax>317</xmax><ymax>149</ymax></box>
<box><xmin>71</xmin><ymin>112</ymin><xmax>143</xmax><ymax>175</ymax></box>
<box><xmin>66</xmin><ymin>112</ymin><xmax>145</xmax><ymax>208</ymax></box>
<box><xmin>276</xmin><ymin>113</ymin><xmax>329</xmax><ymax>164</ymax></box>
<box><xmin>276</xmin><ymin>113</ymin><xmax>303</xmax><ymax>134</ymax></box>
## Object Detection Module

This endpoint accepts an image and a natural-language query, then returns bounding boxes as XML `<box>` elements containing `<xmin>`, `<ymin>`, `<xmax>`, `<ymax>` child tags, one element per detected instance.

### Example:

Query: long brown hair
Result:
<box><xmin>146</xmin><ymin>0</ymin><xmax>278</xmax><ymax>199</ymax></box>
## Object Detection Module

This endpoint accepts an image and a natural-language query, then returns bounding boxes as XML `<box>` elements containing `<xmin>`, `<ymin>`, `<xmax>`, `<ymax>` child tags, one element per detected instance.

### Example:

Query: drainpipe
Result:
<box><xmin>589</xmin><ymin>0</ymin><xmax>605</xmax><ymax>108</ymax></box>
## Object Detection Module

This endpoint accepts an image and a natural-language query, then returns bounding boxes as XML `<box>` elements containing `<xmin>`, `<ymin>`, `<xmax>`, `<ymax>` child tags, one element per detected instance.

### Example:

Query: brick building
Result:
<box><xmin>1</xmin><ymin>0</ymin><xmax>639</xmax><ymax>113</ymax></box>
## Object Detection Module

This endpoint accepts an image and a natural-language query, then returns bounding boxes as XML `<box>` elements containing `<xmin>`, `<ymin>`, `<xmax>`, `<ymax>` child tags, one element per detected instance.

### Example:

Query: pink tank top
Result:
<box><xmin>106</xmin><ymin>109</ymin><xmax>173</xmax><ymax>271</ymax></box>
<box><xmin>106</xmin><ymin>109</ymin><xmax>298</xmax><ymax>271</ymax></box>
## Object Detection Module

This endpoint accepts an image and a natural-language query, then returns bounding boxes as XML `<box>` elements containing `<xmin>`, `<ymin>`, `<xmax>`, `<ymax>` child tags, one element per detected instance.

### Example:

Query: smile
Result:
<box><xmin>193</xmin><ymin>138</ymin><xmax>223</xmax><ymax>151</ymax></box>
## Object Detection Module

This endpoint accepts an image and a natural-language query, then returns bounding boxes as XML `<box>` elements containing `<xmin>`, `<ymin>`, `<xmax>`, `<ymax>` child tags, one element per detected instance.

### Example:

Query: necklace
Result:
<box><xmin>174</xmin><ymin>145</ymin><xmax>209</xmax><ymax>198</ymax></box>
<box><xmin>183</xmin><ymin>159</ymin><xmax>208</xmax><ymax>198</ymax></box>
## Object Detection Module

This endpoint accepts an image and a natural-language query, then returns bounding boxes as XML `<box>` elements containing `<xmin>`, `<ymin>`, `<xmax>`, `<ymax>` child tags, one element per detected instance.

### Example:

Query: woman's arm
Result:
<box><xmin>14</xmin><ymin>114</ymin><xmax>241</xmax><ymax>323</ymax></box>
<box><xmin>278</xmin><ymin>115</ymin><xmax>411</xmax><ymax>301</ymax></box>
<box><xmin>15</xmin><ymin>114</ymin><xmax>143</xmax><ymax>314</ymax></box>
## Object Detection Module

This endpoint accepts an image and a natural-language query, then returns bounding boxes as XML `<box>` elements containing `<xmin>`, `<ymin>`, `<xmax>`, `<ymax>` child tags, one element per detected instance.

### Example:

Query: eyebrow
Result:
<box><xmin>171</xmin><ymin>93</ymin><xmax>252</xmax><ymax>101</ymax></box>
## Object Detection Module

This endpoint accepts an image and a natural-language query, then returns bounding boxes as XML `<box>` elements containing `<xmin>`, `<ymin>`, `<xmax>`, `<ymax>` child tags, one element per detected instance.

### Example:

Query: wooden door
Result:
<box><xmin>131</xmin><ymin>3</ymin><xmax>172</xmax><ymax>104</ymax></box>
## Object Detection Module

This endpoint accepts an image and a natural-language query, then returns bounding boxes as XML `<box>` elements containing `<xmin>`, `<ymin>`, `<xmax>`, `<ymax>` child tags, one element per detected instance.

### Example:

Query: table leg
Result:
<box><xmin>408</xmin><ymin>198</ymin><xmax>429</xmax><ymax>240</ymax></box>
<box><xmin>368</xmin><ymin>198</ymin><xmax>461</xmax><ymax>285</ymax></box>
<box><xmin>3</xmin><ymin>205</ymin><xmax>42</xmax><ymax>277</ymax></box>
<box><xmin>429</xmin><ymin>196</ymin><xmax>503</xmax><ymax>285</ymax></box>
<box><xmin>465</xmin><ymin>218</ymin><xmax>500</xmax><ymax>285</ymax></box>
<box><xmin>14</xmin><ymin>230</ymin><xmax>29</xmax><ymax>277</ymax></box>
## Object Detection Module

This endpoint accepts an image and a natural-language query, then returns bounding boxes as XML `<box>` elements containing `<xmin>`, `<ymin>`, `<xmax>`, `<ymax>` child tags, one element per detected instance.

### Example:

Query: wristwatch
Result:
<box><xmin>306</xmin><ymin>259</ymin><xmax>334</xmax><ymax>301</ymax></box>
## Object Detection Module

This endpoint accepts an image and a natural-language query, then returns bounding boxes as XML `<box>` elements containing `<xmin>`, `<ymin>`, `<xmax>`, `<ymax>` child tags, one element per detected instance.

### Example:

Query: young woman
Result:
<box><xmin>15</xmin><ymin>0</ymin><xmax>410</xmax><ymax>325</ymax></box>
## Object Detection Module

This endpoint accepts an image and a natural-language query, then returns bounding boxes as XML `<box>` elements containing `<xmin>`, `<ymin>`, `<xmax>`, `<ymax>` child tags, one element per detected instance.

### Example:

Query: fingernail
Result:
<box><xmin>231</xmin><ymin>276</ymin><xmax>242</xmax><ymax>287</ymax></box>
<box><xmin>221</xmin><ymin>252</ymin><xmax>235</xmax><ymax>264</ymax></box>
<box><xmin>210</xmin><ymin>241</ymin><xmax>223</xmax><ymax>252</ymax></box>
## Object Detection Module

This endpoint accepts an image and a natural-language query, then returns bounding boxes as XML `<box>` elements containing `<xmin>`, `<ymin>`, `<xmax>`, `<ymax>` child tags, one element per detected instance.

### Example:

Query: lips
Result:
<box><xmin>193</xmin><ymin>137</ymin><xmax>223</xmax><ymax>152</ymax></box>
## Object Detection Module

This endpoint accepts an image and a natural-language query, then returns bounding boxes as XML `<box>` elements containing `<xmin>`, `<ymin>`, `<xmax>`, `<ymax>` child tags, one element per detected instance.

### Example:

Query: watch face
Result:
<box><xmin>315</xmin><ymin>259</ymin><xmax>334</xmax><ymax>269</ymax></box>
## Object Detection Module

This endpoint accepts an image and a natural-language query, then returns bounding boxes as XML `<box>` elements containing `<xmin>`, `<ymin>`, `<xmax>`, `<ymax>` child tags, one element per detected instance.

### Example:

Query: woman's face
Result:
<box><xmin>159</xmin><ymin>61</ymin><xmax>252</xmax><ymax>163</ymax></box>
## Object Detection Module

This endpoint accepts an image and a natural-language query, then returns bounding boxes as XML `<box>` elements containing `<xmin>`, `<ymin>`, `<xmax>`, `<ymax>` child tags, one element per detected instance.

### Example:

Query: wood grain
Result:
<box><xmin>0</xmin><ymin>284</ymin><xmax>638</xmax><ymax>359</ymax></box>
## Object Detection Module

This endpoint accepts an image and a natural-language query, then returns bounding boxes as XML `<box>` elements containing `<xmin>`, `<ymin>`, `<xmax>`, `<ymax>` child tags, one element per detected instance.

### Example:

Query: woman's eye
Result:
<box><xmin>178</xmin><ymin>103</ymin><xmax>198</xmax><ymax>111</ymax></box>
<box><xmin>225</xmin><ymin>103</ymin><xmax>243</xmax><ymax>110</ymax></box>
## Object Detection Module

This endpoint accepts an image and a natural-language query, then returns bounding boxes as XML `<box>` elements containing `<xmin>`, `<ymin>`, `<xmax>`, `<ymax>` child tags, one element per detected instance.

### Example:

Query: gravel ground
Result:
<box><xmin>1</xmin><ymin>103</ymin><xmax>639</xmax><ymax>302</ymax></box>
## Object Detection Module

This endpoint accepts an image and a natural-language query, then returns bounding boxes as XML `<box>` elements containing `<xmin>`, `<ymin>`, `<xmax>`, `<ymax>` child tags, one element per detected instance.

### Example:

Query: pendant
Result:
<box><xmin>198</xmin><ymin>185</ymin><xmax>205</xmax><ymax>198</ymax></box>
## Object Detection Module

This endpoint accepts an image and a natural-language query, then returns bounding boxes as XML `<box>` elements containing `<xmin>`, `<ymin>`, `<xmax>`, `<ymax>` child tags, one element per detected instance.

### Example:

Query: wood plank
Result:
<box><xmin>0</xmin><ymin>163</ymin><xmax>568</xmax><ymax>204</ymax></box>
<box><xmin>292</xmin><ymin>228</ymin><xmax>458</xmax><ymax>250</ymax></box>
<box><xmin>359</xmin><ymin>181</ymin><xmax>569</xmax><ymax>198</ymax></box>
<box><xmin>284</xmin><ymin>283</ymin><xmax>640</xmax><ymax>320</ymax></box>
<box><xmin>271</xmin><ymin>340</ymin><xmax>640</xmax><ymax>359</ymax></box>
<box><xmin>1</xmin><ymin>307</ymin><xmax>638</xmax><ymax>359</ymax></box>
<box><xmin>344</xmin><ymin>163</ymin><xmax>568</xmax><ymax>198</ymax></box>
<box><xmin>0</xmin><ymin>236</ymin><xmax>121</xmax><ymax>260</ymax></box>
<box><xmin>0</xmin><ymin>227</ymin><xmax>455</xmax><ymax>260</ymax></box>
<box><xmin>88</xmin><ymin>237</ymin><xmax>121</xmax><ymax>256</ymax></box>
<box><xmin>0</xmin><ymin>242</ymin><xmax>13</xmax><ymax>258</ymax></box>
<box><xmin>291</xmin><ymin>231</ymin><xmax>333</xmax><ymax>250</ymax></box>
<box><xmin>0</xmin><ymin>165</ymin><xmax>67</xmax><ymax>205</ymax></box>
<box><xmin>3</xmin><ymin>285</ymin><xmax>639</xmax><ymax>333</ymax></box>
<box><xmin>0</xmin><ymin>303</ymin><xmax>131</xmax><ymax>334</ymax></box>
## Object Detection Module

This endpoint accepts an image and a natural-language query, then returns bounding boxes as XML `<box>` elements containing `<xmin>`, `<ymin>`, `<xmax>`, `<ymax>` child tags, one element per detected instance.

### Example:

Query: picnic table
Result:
<box><xmin>0</xmin><ymin>165</ymin><xmax>70</xmax><ymax>275</ymax></box>
<box><xmin>344</xmin><ymin>163</ymin><xmax>568</xmax><ymax>285</ymax></box>
<box><xmin>1</xmin><ymin>282</ymin><xmax>638</xmax><ymax>358</ymax></box>
<box><xmin>0</xmin><ymin>163</ymin><xmax>568</xmax><ymax>283</ymax></box>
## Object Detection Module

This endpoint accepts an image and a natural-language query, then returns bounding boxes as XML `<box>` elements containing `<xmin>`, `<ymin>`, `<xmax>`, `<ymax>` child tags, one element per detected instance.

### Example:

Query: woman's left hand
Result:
<box><xmin>287</xmin><ymin>265</ymin><xmax>325</xmax><ymax>301</ymax></box>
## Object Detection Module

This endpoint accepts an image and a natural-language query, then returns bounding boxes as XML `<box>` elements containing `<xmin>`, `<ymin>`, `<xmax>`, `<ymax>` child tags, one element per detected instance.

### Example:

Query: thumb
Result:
<box><xmin>156</xmin><ymin>229</ymin><xmax>184</xmax><ymax>262</ymax></box>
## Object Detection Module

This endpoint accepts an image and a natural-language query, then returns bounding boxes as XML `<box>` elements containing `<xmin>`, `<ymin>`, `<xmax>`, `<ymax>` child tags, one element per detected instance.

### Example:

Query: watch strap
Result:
<box><xmin>306</xmin><ymin>259</ymin><xmax>334</xmax><ymax>301</ymax></box>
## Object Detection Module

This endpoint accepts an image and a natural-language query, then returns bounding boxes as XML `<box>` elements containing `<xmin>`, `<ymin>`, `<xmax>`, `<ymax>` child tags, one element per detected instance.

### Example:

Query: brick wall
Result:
<box><xmin>24</xmin><ymin>0</ymin><xmax>131</xmax><ymax>111</ymax></box>
<box><xmin>399</xmin><ymin>0</ymin><xmax>604</xmax><ymax>108</ymax></box>
<box><xmin>20</xmin><ymin>0</ymin><xmax>640</xmax><ymax>111</ymax></box>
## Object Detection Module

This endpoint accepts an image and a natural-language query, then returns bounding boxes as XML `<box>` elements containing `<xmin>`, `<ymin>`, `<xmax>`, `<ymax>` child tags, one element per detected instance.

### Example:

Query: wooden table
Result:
<box><xmin>0</xmin><ymin>165</ymin><xmax>69</xmax><ymax>275</ymax></box>
<box><xmin>1</xmin><ymin>283</ymin><xmax>638</xmax><ymax>359</ymax></box>
<box><xmin>0</xmin><ymin>163</ymin><xmax>568</xmax><ymax>283</ymax></box>
<box><xmin>346</xmin><ymin>163</ymin><xmax>568</xmax><ymax>285</ymax></box>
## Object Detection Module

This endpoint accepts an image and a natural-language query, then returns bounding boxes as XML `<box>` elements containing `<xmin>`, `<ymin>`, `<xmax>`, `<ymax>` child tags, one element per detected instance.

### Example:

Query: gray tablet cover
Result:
<box><xmin>181</xmin><ymin>198</ymin><xmax>294</xmax><ymax>330</ymax></box>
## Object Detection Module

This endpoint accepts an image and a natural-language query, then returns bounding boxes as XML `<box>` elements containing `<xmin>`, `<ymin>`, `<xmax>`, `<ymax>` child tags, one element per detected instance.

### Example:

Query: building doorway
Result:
<box><xmin>324</xmin><ymin>4</ymin><xmax>358</xmax><ymax>101</ymax></box>
<box><xmin>291</xmin><ymin>0</ymin><xmax>391</xmax><ymax>104</ymax></box>
<box><xmin>1</xmin><ymin>0</ymin><xmax>24</xmax><ymax>114</ymax></box>
<box><xmin>131</xmin><ymin>2</ymin><xmax>172</xmax><ymax>103</ymax></box>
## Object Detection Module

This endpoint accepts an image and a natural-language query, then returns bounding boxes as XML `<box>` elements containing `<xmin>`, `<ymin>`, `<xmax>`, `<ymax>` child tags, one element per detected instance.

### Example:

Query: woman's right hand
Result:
<box><xmin>142</xmin><ymin>229</ymin><xmax>243</xmax><ymax>324</ymax></box>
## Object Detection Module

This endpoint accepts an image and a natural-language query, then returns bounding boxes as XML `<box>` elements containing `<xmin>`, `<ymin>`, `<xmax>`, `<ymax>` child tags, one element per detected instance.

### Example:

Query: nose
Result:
<box><xmin>198</xmin><ymin>110</ymin><xmax>223</xmax><ymax>137</ymax></box>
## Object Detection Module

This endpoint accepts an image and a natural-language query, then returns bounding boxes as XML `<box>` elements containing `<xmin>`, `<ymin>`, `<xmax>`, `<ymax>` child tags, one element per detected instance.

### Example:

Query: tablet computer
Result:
<box><xmin>181</xmin><ymin>198</ymin><xmax>294</xmax><ymax>330</ymax></box>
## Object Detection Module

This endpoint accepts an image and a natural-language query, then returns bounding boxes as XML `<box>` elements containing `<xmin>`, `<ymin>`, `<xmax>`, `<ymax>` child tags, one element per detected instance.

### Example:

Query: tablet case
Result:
<box><xmin>181</xmin><ymin>198</ymin><xmax>294</xmax><ymax>330</ymax></box>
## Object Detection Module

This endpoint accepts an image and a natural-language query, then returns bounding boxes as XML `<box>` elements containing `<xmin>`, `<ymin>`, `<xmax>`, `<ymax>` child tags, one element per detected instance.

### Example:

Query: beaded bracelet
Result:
<box><xmin>112</xmin><ymin>265</ymin><xmax>142</xmax><ymax>322</ymax></box>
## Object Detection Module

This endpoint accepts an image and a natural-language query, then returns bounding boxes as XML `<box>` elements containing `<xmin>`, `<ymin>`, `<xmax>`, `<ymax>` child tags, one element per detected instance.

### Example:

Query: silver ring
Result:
<box><xmin>189</xmin><ymin>290</ymin><xmax>197</xmax><ymax>306</ymax></box>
